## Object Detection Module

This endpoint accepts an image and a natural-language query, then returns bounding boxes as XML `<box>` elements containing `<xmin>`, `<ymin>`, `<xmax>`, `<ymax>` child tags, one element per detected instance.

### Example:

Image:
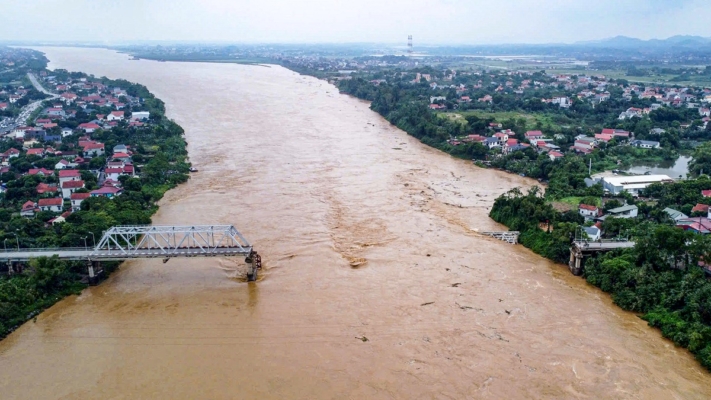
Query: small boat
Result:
<box><xmin>189</xmin><ymin>167</ymin><xmax>198</xmax><ymax>172</ymax></box>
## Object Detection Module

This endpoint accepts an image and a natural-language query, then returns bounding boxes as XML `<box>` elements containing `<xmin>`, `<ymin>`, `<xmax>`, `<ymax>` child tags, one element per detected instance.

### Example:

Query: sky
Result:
<box><xmin>1</xmin><ymin>0</ymin><xmax>710</xmax><ymax>45</ymax></box>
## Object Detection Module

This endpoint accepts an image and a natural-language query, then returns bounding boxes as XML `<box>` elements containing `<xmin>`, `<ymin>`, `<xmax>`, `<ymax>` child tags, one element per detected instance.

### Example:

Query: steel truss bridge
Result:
<box><xmin>0</xmin><ymin>225</ymin><xmax>261</xmax><ymax>281</ymax></box>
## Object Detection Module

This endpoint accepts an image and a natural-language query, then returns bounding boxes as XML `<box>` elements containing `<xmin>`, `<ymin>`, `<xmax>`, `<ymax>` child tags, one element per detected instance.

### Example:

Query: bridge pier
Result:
<box><xmin>87</xmin><ymin>261</ymin><xmax>103</xmax><ymax>285</ymax></box>
<box><xmin>245</xmin><ymin>251</ymin><xmax>261</xmax><ymax>282</ymax></box>
<box><xmin>569</xmin><ymin>250</ymin><xmax>584</xmax><ymax>276</ymax></box>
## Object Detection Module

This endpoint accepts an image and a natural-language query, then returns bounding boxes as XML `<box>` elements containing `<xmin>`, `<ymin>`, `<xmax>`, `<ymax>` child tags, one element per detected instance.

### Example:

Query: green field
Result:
<box><xmin>439</xmin><ymin>110</ymin><xmax>555</xmax><ymax>127</ymax></box>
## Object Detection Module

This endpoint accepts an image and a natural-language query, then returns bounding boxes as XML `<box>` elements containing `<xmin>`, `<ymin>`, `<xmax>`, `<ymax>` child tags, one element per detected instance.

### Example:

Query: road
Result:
<box><xmin>0</xmin><ymin>73</ymin><xmax>59</xmax><ymax>135</ymax></box>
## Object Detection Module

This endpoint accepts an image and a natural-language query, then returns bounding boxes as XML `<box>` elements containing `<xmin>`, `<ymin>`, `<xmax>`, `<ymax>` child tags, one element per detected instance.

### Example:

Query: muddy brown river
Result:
<box><xmin>0</xmin><ymin>47</ymin><xmax>709</xmax><ymax>399</ymax></box>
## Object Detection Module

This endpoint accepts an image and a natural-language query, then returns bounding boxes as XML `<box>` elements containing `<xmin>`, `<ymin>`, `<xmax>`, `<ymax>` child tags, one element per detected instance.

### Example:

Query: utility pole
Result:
<box><xmin>588</xmin><ymin>158</ymin><xmax>592</xmax><ymax>176</ymax></box>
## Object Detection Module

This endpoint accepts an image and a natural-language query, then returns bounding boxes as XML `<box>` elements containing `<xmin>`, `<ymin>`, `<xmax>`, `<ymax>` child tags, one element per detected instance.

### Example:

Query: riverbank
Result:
<box><xmin>0</xmin><ymin>51</ymin><xmax>191</xmax><ymax>340</ymax></box>
<box><xmin>489</xmin><ymin>182</ymin><xmax>711</xmax><ymax>372</ymax></box>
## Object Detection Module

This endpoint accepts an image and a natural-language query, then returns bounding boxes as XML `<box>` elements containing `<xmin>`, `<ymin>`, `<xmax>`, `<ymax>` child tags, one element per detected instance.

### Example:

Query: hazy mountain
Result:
<box><xmin>578</xmin><ymin>35</ymin><xmax>711</xmax><ymax>49</ymax></box>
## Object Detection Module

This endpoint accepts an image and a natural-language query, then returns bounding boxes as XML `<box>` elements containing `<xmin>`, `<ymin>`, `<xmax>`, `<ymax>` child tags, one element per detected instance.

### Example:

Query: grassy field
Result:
<box><xmin>439</xmin><ymin>110</ymin><xmax>556</xmax><ymax>126</ymax></box>
<box><xmin>554</xmin><ymin>196</ymin><xmax>601</xmax><ymax>207</ymax></box>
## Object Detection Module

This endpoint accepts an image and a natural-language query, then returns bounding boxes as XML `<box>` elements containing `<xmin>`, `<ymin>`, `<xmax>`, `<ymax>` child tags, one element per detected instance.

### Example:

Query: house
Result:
<box><xmin>113</xmin><ymin>144</ymin><xmax>129</xmax><ymax>154</ymax></box>
<box><xmin>631</xmin><ymin>140</ymin><xmax>660</xmax><ymax>149</ymax></box>
<box><xmin>524</xmin><ymin>130</ymin><xmax>544</xmax><ymax>141</ymax></box>
<box><xmin>61</xmin><ymin>127</ymin><xmax>74</xmax><ymax>137</ymax></box>
<box><xmin>579</xmin><ymin>204</ymin><xmax>601</xmax><ymax>220</ymax></box>
<box><xmin>594</xmin><ymin>133</ymin><xmax>614</xmax><ymax>143</ymax></box>
<box><xmin>2</xmin><ymin>148</ymin><xmax>20</xmax><ymax>159</ymax></box>
<box><xmin>48</xmin><ymin>215</ymin><xmax>67</xmax><ymax>225</ymax></box>
<box><xmin>0</xmin><ymin>102</ymin><xmax>8</xmax><ymax>110</ymax></box>
<box><xmin>55</xmin><ymin>159</ymin><xmax>70</xmax><ymax>170</ymax></box>
<box><xmin>78</xmin><ymin>122</ymin><xmax>101</xmax><ymax>133</ymax></box>
<box><xmin>46</xmin><ymin>107</ymin><xmax>65</xmax><ymax>117</ymax></box>
<box><xmin>551</xmin><ymin>97</ymin><xmax>572</xmax><ymax>108</ymax></box>
<box><xmin>606</xmin><ymin>204</ymin><xmax>638</xmax><ymax>218</ymax></box>
<box><xmin>91</xmin><ymin>186</ymin><xmax>122</xmax><ymax>198</ymax></box>
<box><xmin>21</xmin><ymin>201</ymin><xmax>38</xmax><ymax>217</ymax></box>
<box><xmin>38</xmin><ymin>197</ymin><xmax>63</xmax><ymax>212</ymax></box>
<box><xmin>691</xmin><ymin>203</ymin><xmax>710</xmax><ymax>216</ymax></box>
<box><xmin>82</xmin><ymin>142</ymin><xmax>105</xmax><ymax>157</ymax></box>
<box><xmin>58</xmin><ymin>169</ymin><xmax>81</xmax><ymax>184</ymax></box>
<box><xmin>70</xmin><ymin>192</ymin><xmax>91</xmax><ymax>210</ymax></box>
<box><xmin>107</xmin><ymin>111</ymin><xmax>124</xmax><ymax>121</ymax></box>
<box><xmin>664</xmin><ymin>207</ymin><xmax>688</xmax><ymax>222</ymax></box>
<box><xmin>601</xmin><ymin>128</ymin><xmax>630</xmax><ymax>140</ymax></box>
<box><xmin>36</xmin><ymin>183</ymin><xmax>58</xmax><ymax>195</ymax></box>
<box><xmin>484</xmin><ymin>137</ymin><xmax>500</xmax><ymax>149</ymax></box>
<box><xmin>702</xmin><ymin>190</ymin><xmax>711</xmax><ymax>198</ymax></box>
<box><xmin>548</xmin><ymin>151</ymin><xmax>564</xmax><ymax>161</ymax></box>
<box><xmin>493</xmin><ymin>132</ymin><xmax>509</xmax><ymax>144</ymax></box>
<box><xmin>676</xmin><ymin>217</ymin><xmax>711</xmax><ymax>234</ymax></box>
<box><xmin>61</xmin><ymin>180</ymin><xmax>85</xmax><ymax>199</ymax></box>
<box><xmin>28</xmin><ymin>168</ymin><xmax>53</xmax><ymax>176</ymax></box>
<box><xmin>583</xmin><ymin>226</ymin><xmax>602</xmax><ymax>241</ymax></box>
<box><xmin>26</xmin><ymin>148</ymin><xmax>45</xmax><ymax>157</ymax></box>
<box><xmin>60</xmin><ymin>93</ymin><xmax>77</xmax><ymax>104</ymax></box>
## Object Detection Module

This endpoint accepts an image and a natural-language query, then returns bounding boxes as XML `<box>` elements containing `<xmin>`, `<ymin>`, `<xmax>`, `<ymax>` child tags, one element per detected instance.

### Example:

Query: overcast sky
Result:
<box><xmin>1</xmin><ymin>0</ymin><xmax>710</xmax><ymax>45</ymax></box>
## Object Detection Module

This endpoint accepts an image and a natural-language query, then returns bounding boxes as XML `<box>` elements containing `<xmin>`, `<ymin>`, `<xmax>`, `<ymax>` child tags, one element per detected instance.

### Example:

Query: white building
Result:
<box><xmin>601</xmin><ymin>175</ymin><xmax>673</xmax><ymax>196</ymax></box>
<box><xmin>579</xmin><ymin>204</ymin><xmax>600</xmax><ymax>220</ymax></box>
<box><xmin>606</xmin><ymin>204</ymin><xmax>638</xmax><ymax>218</ymax></box>
<box><xmin>131</xmin><ymin>111</ymin><xmax>150</xmax><ymax>120</ymax></box>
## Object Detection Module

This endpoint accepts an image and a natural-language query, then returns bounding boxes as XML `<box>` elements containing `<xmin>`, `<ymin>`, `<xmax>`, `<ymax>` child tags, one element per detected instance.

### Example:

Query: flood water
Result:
<box><xmin>625</xmin><ymin>156</ymin><xmax>691</xmax><ymax>178</ymax></box>
<box><xmin>0</xmin><ymin>47</ymin><xmax>709</xmax><ymax>399</ymax></box>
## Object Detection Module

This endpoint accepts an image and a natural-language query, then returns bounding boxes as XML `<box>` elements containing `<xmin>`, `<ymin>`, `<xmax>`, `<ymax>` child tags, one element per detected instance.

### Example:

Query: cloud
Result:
<box><xmin>0</xmin><ymin>0</ymin><xmax>709</xmax><ymax>44</ymax></box>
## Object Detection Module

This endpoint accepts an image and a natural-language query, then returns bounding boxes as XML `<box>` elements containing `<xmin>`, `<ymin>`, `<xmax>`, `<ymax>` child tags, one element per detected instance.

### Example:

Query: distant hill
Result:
<box><xmin>577</xmin><ymin>35</ymin><xmax>711</xmax><ymax>49</ymax></box>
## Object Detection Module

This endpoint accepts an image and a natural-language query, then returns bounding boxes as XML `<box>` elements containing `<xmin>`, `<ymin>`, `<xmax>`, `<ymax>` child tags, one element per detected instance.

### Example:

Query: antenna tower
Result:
<box><xmin>408</xmin><ymin>35</ymin><xmax>413</xmax><ymax>55</ymax></box>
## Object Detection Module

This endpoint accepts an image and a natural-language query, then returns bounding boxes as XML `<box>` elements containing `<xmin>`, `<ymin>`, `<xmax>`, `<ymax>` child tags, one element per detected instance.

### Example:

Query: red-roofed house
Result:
<box><xmin>82</xmin><ymin>142</ymin><xmax>105</xmax><ymax>157</ymax></box>
<box><xmin>0</xmin><ymin>102</ymin><xmax>8</xmax><ymax>110</ymax></box>
<box><xmin>21</xmin><ymin>201</ymin><xmax>38</xmax><ymax>217</ymax></box>
<box><xmin>579</xmin><ymin>204</ymin><xmax>601</xmax><ymax>220</ymax></box>
<box><xmin>70</xmin><ymin>192</ymin><xmax>91</xmax><ymax>210</ymax></box>
<box><xmin>78</xmin><ymin>122</ymin><xmax>100</xmax><ymax>133</ymax></box>
<box><xmin>38</xmin><ymin>197</ymin><xmax>63</xmax><ymax>212</ymax></box>
<box><xmin>524</xmin><ymin>130</ymin><xmax>544</xmax><ymax>141</ymax></box>
<box><xmin>36</xmin><ymin>183</ymin><xmax>58</xmax><ymax>195</ymax></box>
<box><xmin>702</xmin><ymin>190</ymin><xmax>711</xmax><ymax>198</ymax></box>
<box><xmin>2</xmin><ymin>148</ymin><xmax>20</xmax><ymax>159</ymax></box>
<box><xmin>55</xmin><ymin>159</ymin><xmax>70</xmax><ymax>170</ymax></box>
<box><xmin>61</xmin><ymin>180</ymin><xmax>85</xmax><ymax>199</ymax></box>
<box><xmin>26</xmin><ymin>148</ymin><xmax>45</xmax><ymax>157</ymax></box>
<box><xmin>28</xmin><ymin>168</ymin><xmax>53</xmax><ymax>176</ymax></box>
<box><xmin>548</xmin><ymin>151</ymin><xmax>564</xmax><ymax>161</ymax></box>
<box><xmin>58</xmin><ymin>169</ymin><xmax>81</xmax><ymax>184</ymax></box>
<box><xmin>107</xmin><ymin>111</ymin><xmax>124</xmax><ymax>121</ymax></box>
<box><xmin>595</xmin><ymin>133</ymin><xmax>614</xmax><ymax>143</ymax></box>
<box><xmin>692</xmin><ymin>203</ymin><xmax>711</xmax><ymax>216</ymax></box>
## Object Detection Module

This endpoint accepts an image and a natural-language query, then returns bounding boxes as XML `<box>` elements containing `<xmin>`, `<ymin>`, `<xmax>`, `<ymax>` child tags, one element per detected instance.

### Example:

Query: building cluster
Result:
<box><xmin>1</xmin><ymin>73</ymin><xmax>154</xmax><ymax>224</ymax></box>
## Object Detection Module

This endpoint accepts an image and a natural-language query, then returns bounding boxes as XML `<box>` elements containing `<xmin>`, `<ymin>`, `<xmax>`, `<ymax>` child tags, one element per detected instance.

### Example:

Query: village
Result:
<box><xmin>0</xmin><ymin>69</ymin><xmax>155</xmax><ymax>232</ymax></box>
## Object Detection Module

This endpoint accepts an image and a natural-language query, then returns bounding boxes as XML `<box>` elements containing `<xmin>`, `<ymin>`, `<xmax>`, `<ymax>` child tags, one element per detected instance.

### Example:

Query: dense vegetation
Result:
<box><xmin>490</xmin><ymin>183</ymin><xmax>711</xmax><ymax>370</ymax></box>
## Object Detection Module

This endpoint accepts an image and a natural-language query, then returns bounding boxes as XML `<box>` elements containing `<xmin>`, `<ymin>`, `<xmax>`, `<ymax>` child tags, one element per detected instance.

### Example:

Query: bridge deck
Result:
<box><xmin>572</xmin><ymin>241</ymin><xmax>636</xmax><ymax>251</ymax></box>
<box><xmin>0</xmin><ymin>247</ymin><xmax>252</xmax><ymax>262</ymax></box>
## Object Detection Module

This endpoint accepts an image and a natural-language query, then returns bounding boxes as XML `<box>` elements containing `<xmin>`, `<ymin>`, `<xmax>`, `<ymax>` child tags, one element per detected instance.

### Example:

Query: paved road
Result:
<box><xmin>2</xmin><ymin>73</ymin><xmax>61</xmax><ymax>130</ymax></box>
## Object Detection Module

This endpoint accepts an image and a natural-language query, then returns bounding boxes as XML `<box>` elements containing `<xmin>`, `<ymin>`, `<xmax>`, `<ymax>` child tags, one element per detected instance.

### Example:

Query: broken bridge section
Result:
<box><xmin>0</xmin><ymin>224</ymin><xmax>261</xmax><ymax>282</ymax></box>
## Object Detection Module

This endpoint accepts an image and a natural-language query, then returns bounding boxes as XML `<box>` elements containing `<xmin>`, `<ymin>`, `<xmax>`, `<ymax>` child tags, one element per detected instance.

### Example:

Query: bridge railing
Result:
<box><xmin>0</xmin><ymin>247</ymin><xmax>89</xmax><ymax>254</ymax></box>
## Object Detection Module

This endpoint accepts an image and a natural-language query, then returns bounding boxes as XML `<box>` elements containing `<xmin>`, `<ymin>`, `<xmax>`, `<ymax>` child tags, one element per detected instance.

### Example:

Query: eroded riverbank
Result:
<box><xmin>0</xmin><ymin>47</ymin><xmax>709</xmax><ymax>399</ymax></box>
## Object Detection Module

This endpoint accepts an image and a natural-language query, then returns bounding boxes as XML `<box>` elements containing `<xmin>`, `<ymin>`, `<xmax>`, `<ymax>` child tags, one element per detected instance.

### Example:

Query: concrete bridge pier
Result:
<box><xmin>87</xmin><ymin>261</ymin><xmax>102</xmax><ymax>285</ymax></box>
<box><xmin>569</xmin><ymin>249</ymin><xmax>584</xmax><ymax>276</ymax></box>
